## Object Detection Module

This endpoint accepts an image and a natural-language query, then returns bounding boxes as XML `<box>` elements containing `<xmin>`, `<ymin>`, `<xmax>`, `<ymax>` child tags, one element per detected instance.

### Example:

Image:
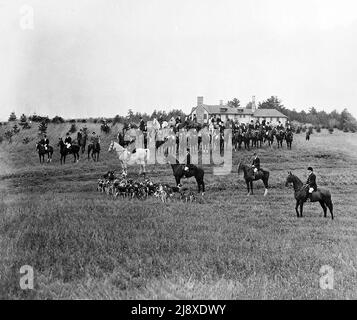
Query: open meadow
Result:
<box><xmin>0</xmin><ymin>124</ymin><xmax>356</xmax><ymax>299</ymax></box>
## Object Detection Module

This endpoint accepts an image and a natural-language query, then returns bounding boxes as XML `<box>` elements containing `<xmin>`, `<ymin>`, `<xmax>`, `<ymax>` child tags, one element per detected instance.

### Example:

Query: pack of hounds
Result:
<box><xmin>97</xmin><ymin>171</ymin><xmax>197</xmax><ymax>203</ymax></box>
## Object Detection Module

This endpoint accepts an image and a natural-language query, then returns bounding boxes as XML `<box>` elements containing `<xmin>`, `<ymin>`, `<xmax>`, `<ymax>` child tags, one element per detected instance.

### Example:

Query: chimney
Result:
<box><xmin>219</xmin><ymin>100</ymin><xmax>223</xmax><ymax>106</ymax></box>
<box><xmin>197</xmin><ymin>96</ymin><xmax>203</xmax><ymax>107</ymax></box>
<box><xmin>252</xmin><ymin>96</ymin><xmax>256</xmax><ymax>112</ymax></box>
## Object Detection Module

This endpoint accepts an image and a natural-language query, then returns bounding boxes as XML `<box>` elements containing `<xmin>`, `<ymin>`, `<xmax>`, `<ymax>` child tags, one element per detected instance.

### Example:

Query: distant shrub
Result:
<box><xmin>52</xmin><ymin>116</ymin><xmax>65</xmax><ymax>124</ymax></box>
<box><xmin>328</xmin><ymin>127</ymin><xmax>334</xmax><ymax>134</ymax></box>
<box><xmin>351</xmin><ymin>128</ymin><xmax>355</xmax><ymax>133</ymax></box>
<box><xmin>22</xmin><ymin>122</ymin><xmax>31</xmax><ymax>129</ymax></box>
<box><xmin>23</xmin><ymin>137</ymin><xmax>30</xmax><ymax>144</ymax></box>
<box><xmin>315</xmin><ymin>125</ymin><xmax>321</xmax><ymax>133</ymax></box>
<box><xmin>12</xmin><ymin>124</ymin><xmax>20</xmax><ymax>134</ymax></box>
<box><xmin>80</xmin><ymin>119</ymin><xmax>87</xmax><ymax>123</ymax></box>
<box><xmin>30</xmin><ymin>115</ymin><xmax>50</xmax><ymax>123</ymax></box>
<box><xmin>343</xmin><ymin>126</ymin><xmax>349</xmax><ymax>132</ymax></box>
<box><xmin>69</xmin><ymin>119</ymin><xmax>76</xmax><ymax>123</ymax></box>
<box><xmin>0</xmin><ymin>136</ymin><xmax>3</xmax><ymax>143</ymax></box>
<box><xmin>69</xmin><ymin>123</ymin><xmax>77</xmax><ymax>133</ymax></box>
<box><xmin>4</xmin><ymin>130</ymin><xmax>13</xmax><ymax>143</ymax></box>
<box><xmin>8</xmin><ymin>112</ymin><xmax>17</xmax><ymax>121</ymax></box>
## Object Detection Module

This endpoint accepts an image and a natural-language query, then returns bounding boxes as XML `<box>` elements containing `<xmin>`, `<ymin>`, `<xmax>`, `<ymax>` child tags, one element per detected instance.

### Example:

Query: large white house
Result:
<box><xmin>190</xmin><ymin>96</ymin><xmax>288</xmax><ymax>125</ymax></box>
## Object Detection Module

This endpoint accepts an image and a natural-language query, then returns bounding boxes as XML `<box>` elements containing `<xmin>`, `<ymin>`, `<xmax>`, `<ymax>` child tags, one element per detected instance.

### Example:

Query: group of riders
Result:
<box><xmin>37</xmin><ymin>129</ymin><xmax>101</xmax><ymax>153</ymax></box>
<box><xmin>251</xmin><ymin>152</ymin><xmax>317</xmax><ymax>201</ymax></box>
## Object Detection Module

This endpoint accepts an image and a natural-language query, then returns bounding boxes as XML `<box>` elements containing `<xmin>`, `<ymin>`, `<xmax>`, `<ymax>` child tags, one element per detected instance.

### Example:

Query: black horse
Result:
<box><xmin>285</xmin><ymin>131</ymin><xmax>293</xmax><ymax>149</ymax></box>
<box><xmin>285</xmin><ymin>172</ymin><xmax>333</xmax><ymax>219</ymax></box>
<box><xmin>58</xmin><ymin>139</ymin><xmax>80</xmax><ymax>164</ymax></box>
<box><xmin>78</xmin><ymin>133</ymin><xmax>87</xmax><ymax>154</ymax></box>
<box><xmin>166</xmin><ymin>154</ymin><xmax>205</xmax><ymax>194</ymax></box>
<box><xmin>276</xmin><ymin>130</ymin><xmax>285</xmax><ymax>148</ymax></box>
<box><xmin>88</xmin><ymin>141</ymin><xmax>100</xmax><ymax>161</ymax></box>
<box><xmin>36</xmin><ymin>143</ymin><xmax>53</xmax><ymax>163</ymax></box>
<box><xmin>243</xmin><ymin>130</ymin><xmax>252</xmax><ymax>150</ymax></box>
<box><xmin>238</xmin><ymin>162</ymin><xmax>269</xmax><ymax>196</ymax></box>
<box><xmin>232</xmin><ymin>129</ymin><xmax>243</xmax><ymax>151</ymax></box>
<box><xmin>265</xmin><ymin>129</ymin><xmax>275</xmax><ymax>147</ymax></box>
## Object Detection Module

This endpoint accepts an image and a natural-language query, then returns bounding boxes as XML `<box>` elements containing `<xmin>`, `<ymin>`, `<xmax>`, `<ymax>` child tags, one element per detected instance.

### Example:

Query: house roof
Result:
<box><xmin>191</xmin><ymin>104</ymin><xmax>288</xmax><ymax>118</ymax></box>
<box><xmin>253</xmin><ymin>109</ymin><xmax>288</xmax><ymax>118</ymax></box>
<box><xmin>197</xmin><ymin>104</ymin><xmax>253</xmax><ymax>115</ymax></box>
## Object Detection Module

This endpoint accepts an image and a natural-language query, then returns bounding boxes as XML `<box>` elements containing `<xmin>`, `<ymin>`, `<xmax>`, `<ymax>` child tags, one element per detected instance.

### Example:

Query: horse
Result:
<box><xmin>232</xmin><ymin>129</ymin><xmax>243</xmax><ymax>151</ymax></box>
<box><xmin>165</xmin><ymin>154</ymin><xmax>205</xmax><ymax>195</ymax></box>
<box><xmin>243</xmin><ymin>130</ymin><xmax>252</xmax><ymax>150</ymax></box>
<box><xmin>238</xmin><ymin>162</ymin><xmax>269</xmax><ymax>196</ymax></box>
<box><xmin>36</xmin><ymin>143</ymin><xmax>53</xmax><ymax>163</ymax></box>
<box><xmin>285</xmin><ymin>172</ymin><xmax>333</xmax><ymax>219</ymax></box>
<box><xmin>57</xmin><ymin>139</ymin><xmax>80</xmax><ymax>164</ymax></box>
<box><xmin>251</xmin><ymin>130</ymin><xmax>258</xmax><ymax>148</ymax></box>
<box><xmin>285</xmin><ymin>131</ymin><xmax>293</xmax><ymax>149</ymax></box>
<box><xmin>265</xmin><ymin>129</ymin><xmax>275</xmax><ymax>147</ymax></box>
<box><xmin>256</xmin><ymin>129</ymin><xmax>264</xmax><ymax>148</ymax></box>
<box><xmin>78</xmin><ymin>133</ymin><xmax>87</xmax><ymax>154</ymax></box>
<box><xmin>88</xmin><ymin>141</ymin><xmax>100</xmax><ymax>161</ymax></box>
<box><xmin>276</xmin><ymin>130</ymin><xmax>285</xmax><ymax>148</ymax></box>
<box><xmin>108</xmin><ymin>141</ymin><xmax>150</xmax><ymax>176</ymax></box>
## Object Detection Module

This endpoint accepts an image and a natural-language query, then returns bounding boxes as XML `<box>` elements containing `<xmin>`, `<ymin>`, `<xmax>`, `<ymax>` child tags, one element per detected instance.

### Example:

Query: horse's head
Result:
<box><xmin>237</xmin><ymin>161</ymin><xmax>243</xmax><ymax>174</ymax></box>
<box><xmin>285</xmin><ymin>171</ymin><xmax>294</xmax><ymax>187</ymax></box>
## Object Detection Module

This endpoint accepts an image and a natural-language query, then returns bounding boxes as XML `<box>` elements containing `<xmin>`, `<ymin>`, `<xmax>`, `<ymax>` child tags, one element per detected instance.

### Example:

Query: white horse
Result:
<box><xmin>108</xmin><ymin>141</ymin><xmax>150</xmax><ymax>176</ymax></box>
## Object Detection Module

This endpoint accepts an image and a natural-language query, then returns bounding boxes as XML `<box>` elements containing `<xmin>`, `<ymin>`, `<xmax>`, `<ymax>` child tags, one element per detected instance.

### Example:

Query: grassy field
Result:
<box><xmin>0</xmin><ymin>124</ymin><xmax>356</xmax><ymax>299</ymax></box>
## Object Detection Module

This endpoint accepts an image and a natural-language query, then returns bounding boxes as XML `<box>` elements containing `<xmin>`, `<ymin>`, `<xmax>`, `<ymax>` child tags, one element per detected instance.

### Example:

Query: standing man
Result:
<box><xmin>306</xmin><ymin>167</ymin><xmax>317</xmax><ymax>201</ymax></box>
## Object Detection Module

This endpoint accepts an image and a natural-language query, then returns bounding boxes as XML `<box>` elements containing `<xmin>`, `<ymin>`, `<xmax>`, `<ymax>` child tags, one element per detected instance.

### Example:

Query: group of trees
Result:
<box><xmin>256</xmin><ymin>96</ymin><xmax>357</xmax><ymax>132</ymax></box>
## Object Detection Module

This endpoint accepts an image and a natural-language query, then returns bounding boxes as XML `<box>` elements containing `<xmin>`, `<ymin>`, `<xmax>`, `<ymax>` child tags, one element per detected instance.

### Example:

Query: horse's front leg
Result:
<box><xmin>295</xmin><ymin>200</ymin><xmax>299</xmax><ymax>217</ymax></box>
<box><xmin>299</xmin><ymin>202</ymin><xmax>304</xmax><ymax>217</ymax></box>
<box><xmin>246</xmin><ymin>181</ymin><xmax>250</xmax><ymax>196</ymax></box>
<box><xmin>250</xmin><ymin>181</ymin><xmax>253</xmax><ymax>195</ymax></box>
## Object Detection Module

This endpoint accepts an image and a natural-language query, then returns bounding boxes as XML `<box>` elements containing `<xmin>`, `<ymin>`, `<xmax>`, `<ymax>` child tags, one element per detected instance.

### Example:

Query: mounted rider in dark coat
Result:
<box><xmin>40</xmin><ymin>134</ymin><xmax>49</xmax><ymax>150</ymax></box>
<box><xmin>64</xmin><ymin>133</ymin><xmax>72</xmax><ymax>149</ymax></box>
<box><xmin>252</xmin><ymin>152</ymin><xmax>261</xmax><ymax>178</ymax></box>
<box><xmin>306</xmin><ymin>167</ymin><xmax>317</xmax><ymax>201</ymax></box>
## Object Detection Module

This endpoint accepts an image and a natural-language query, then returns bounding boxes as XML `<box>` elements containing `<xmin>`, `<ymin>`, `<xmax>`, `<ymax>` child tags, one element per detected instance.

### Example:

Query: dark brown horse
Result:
<box><xmin>276</xmin><ymin>130</ymin><xmax>285</xmax><ymax>148</ymax></box>
<box><xmin>285</xmin><ymin>131</ymin><xmax>293</xmax><ymax>149</ymax></box>
<box><xmin>88</xmin><ymin>141</ymin><xmax>100</xmax><ymax>161</ymax></box>
<box><xmin>238</xmin><ymin>162</ymin><xmax>269</xmax><ymax>196</ymax></box>
<box><xmin>36</xmin><ymin>143</ymin><xmax>53</xmax><ymax>163</ymax></box>
<box><xmin>165</xmin><ymin>154</ymin><xmax>205</xmax><ymax>195</ymax></box>
<box><xmin>285</xmin><ymin>172</ymin><xmax>333</xmax><ymax>219</ymax></box>
<box><xmin>58</xmin><ymin>139</ymin><xmax>80</xmax><ymax>164</ymax></box>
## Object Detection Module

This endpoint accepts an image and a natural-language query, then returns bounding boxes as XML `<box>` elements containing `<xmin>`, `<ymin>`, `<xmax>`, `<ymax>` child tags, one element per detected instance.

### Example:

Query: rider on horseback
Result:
<box><xmin>252</xmin><ymin>152</ymin><xmax>261</xmax><ymax>178</ymax></box>
<box><xmin>305</xmin><ymin>167</ymin><xmax>317</xmax><ymax>201</ymax></box>
<box><xmin>40</xmin><ymin>134</ymin><xmax>49</xmax><ymax>150</ymax></box>
<box><xmin>64</xmin><ymin>132</ymin><xmax>72</xmax><ymax>149</ymax></box>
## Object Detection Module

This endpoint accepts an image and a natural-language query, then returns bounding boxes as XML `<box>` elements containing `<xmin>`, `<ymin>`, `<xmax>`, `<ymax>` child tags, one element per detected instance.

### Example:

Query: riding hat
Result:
<box><xmin>307</xmin><ymin>167</ymin><xmax>313</xmax><ymax>171</ymax></box>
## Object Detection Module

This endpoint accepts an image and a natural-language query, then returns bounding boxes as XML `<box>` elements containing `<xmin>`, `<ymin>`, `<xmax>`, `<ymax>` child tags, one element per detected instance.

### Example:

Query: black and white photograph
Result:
<box><xmin>0</xmin><ymin>0</ymin><xmax>357</xmax><ymax>304</ymax></box>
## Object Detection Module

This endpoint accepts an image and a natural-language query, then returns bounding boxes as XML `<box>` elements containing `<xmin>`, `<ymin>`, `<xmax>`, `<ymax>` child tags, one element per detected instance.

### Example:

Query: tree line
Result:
<box><xmin>4</xmin><ymin>97</ymin><xmax>357</xmax><ymax>132</ymax></box>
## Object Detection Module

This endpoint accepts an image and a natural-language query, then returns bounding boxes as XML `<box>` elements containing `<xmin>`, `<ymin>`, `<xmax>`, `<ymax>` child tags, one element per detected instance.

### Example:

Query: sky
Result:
<box><xmin>1</xmin><ymin>0</ymin><xmax>357</xmax><ymax>121</ymax></box>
